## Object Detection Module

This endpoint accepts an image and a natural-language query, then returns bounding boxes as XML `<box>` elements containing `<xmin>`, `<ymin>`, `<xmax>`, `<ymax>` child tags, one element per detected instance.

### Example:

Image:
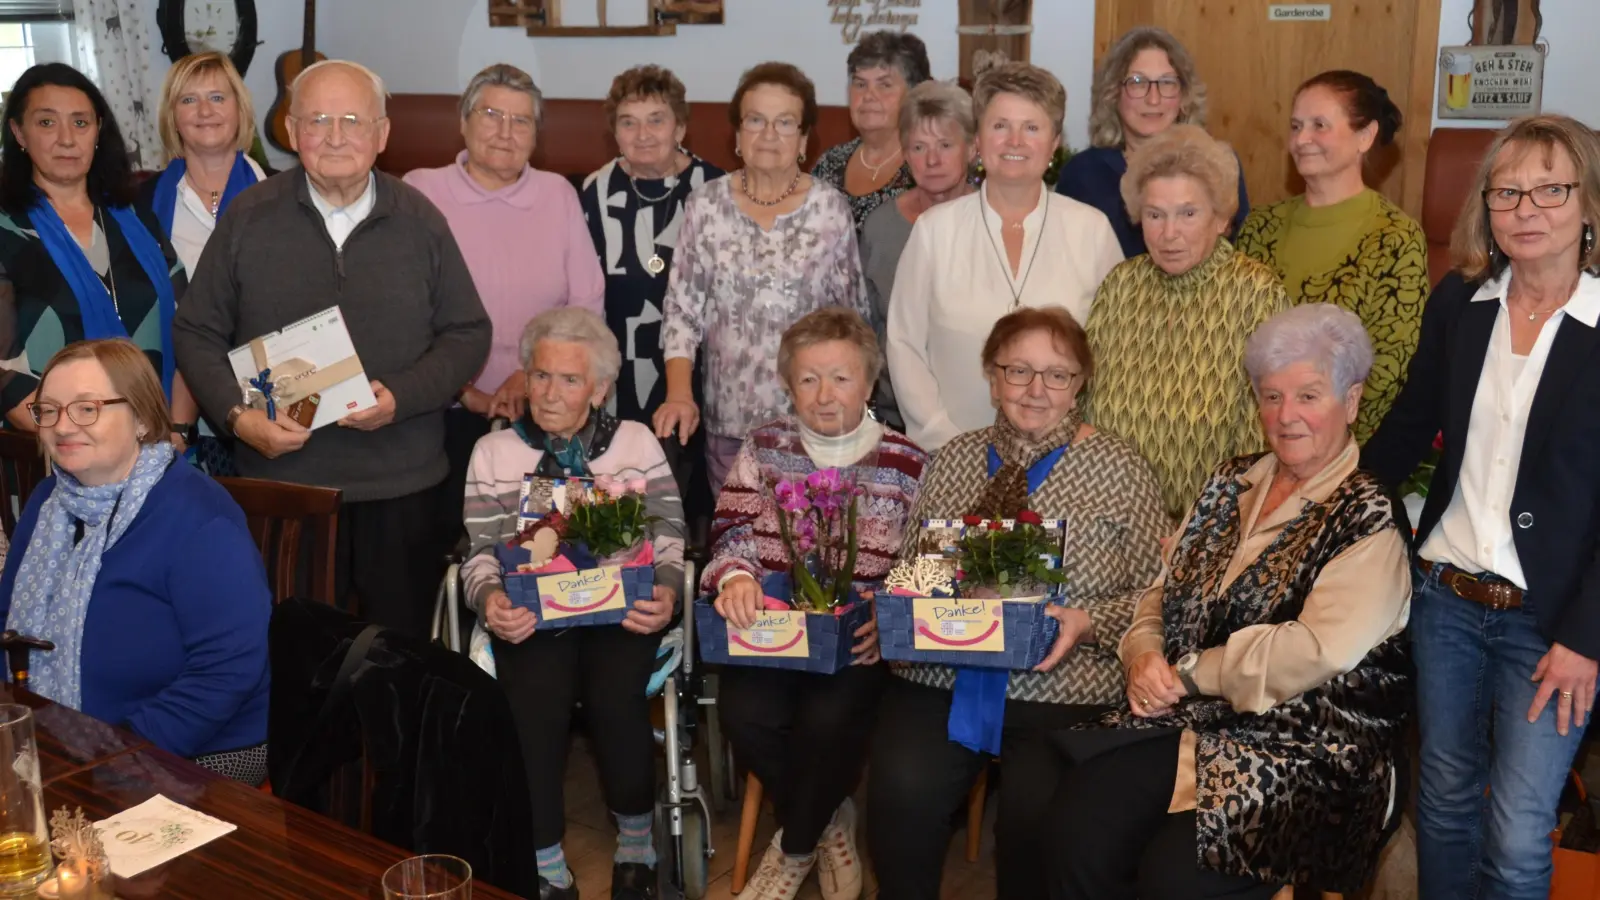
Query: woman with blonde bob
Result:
<box><xmin>1056</xmin><ymin>27</ymin><xmax>1248</xmax><ymax>258</ymax></box>
<box><xmin>0</xmin><ymin>339</ymin><xmax>271</xmax><ymax>783</ymax></box>
<box><xmin>1086</xmin><ymin>124</ymin><xmax>1288</xmax><ymax>518</ymax></box>
<box><xmin>1364</xmin><ymin>115</ymin><xmax>1600</xmax><ymax>899</ymax></box>
<box><xmin>142</xmin><ymin>52</ymin><xmax>264</xmax><ymax>274</ymax></box>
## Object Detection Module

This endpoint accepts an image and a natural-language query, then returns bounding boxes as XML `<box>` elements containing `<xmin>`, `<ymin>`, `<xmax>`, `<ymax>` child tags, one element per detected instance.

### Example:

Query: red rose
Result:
<box><xmin>962</xmin><ymin>515</ymin><xmax>984</xmax><ymax>526</ymax></box>
<box><xmin>1432</xmin><ymin>431</ymin><xmax>1444</xmax><ymax>452</ymax></box>
<box><xmin>1016</xmin><ymin>510</ymin><xmax>1043</xmax><ymax>526</ymax></box>
<box><xmin>987</xmin><ymin>520</ymin><xmax>1005</xmax><ymax>530</ymax></box>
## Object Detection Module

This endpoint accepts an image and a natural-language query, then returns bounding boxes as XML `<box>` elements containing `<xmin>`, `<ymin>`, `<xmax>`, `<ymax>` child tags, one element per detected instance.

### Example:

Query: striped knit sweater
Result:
<box><xmin>894</xmin><ymin>423</ymin><xmax>1168</xmax><ymax>705</ymax></box>
<box><xmin>703</xmin><ymin>416</ymin><xmax>927</xmax><ymax>595</ymax></box>
<box><xmin>1083</xmin><ymin>239</ymin><xmax>1290</xmax><ymax>519</ymax></box>
<box><xmin>461</xmin><ymin>422</ymin><xmax>686</xmax><ymax>616</ymax></box>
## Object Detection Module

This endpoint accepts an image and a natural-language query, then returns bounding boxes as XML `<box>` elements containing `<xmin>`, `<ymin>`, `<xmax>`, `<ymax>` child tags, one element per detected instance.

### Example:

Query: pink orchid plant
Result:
<box><xmin>773</xmin><ymin>468</ymin><xmax>863</xmax><ymax>612</ymax></box>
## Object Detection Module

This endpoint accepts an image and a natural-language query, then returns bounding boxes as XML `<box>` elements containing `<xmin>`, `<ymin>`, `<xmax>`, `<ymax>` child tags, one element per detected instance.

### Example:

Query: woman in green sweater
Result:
<box><xmin>1085</xmin><ymin>124</ymin><xmax>1289</xmax><ymax>520</ymax></box>
<box><xmin>1235</xmin><ymin>70</ymin><xmax>1428</xmax><ymax>442</ymax></box>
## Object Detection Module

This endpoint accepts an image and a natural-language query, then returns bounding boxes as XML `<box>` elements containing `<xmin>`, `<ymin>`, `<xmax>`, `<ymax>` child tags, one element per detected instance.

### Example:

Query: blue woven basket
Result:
<box><xmin>495</xmin><ymin>543</ymin><xmax>652</xmax><ymax>630</ymax></box>
<box><xmin>695</xmin><ymin>573</ymin><xmax>871</xmax><ymax>674</ymax></box>
<box><xmin>876</xmin><ymin>592</ymin><xmax>1060</xmax><ymax>669</ymax></box>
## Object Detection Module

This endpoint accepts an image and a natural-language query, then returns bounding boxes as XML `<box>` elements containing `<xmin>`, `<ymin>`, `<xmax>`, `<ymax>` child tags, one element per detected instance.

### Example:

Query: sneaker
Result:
<box><xmin>735</xmin><ymin>830</ymin><xmax>814</xmax><ymax>900</ymax></box>
<box><xmin>539</xmin><ymin>876</ymin><xmax>579</xmax><ymax>900</ymax></box>
<box><xmin>814</xmin><ymin>798</ymin><xmax>863</xmax><ymax>900</ymax></box>
<box><xmin>611</xmin><ymin>861</ymin><xmax>657</xmax><ymax>900</ymax></box>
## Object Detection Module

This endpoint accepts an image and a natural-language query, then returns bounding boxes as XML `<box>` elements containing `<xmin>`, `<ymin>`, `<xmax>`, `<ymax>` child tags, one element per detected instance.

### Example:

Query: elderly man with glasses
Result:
<box><xmin>173</xmin><ymin>59</ymin><xmax>490</xmax><ymax>639</ymax></box>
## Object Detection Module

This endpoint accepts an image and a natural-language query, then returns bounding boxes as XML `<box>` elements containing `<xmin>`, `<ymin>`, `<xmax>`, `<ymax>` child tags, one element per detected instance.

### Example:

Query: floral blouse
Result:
<box><xmin>662</xmin><ymin>175</ymin><xmax>869</xmax><ymax>439</ymax></box>
<box><xmin>812</xmin><ymin>138</ymin><xmax>915</xmax><ymax>232</ymax></box>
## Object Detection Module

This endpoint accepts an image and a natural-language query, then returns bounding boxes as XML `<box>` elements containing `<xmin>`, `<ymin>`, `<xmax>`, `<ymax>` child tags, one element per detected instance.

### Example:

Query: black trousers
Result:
<box><xmin>436</xmin><ymin>407</ymin><xmax>492</xmax><ymax>552</ymax></box>
<box><xmin>493</xmin><ymin>623</ymin><xmax>664</xmax><ymax>848</ymax></box>
<box><xmin>1045</xmin><ymin>731</ymin><xmax>1280</xmax><ymax>900</ymax></box>
<box><xmin>334</xmin><ymin>487</ymin><xmax>447</xmax><ymax>641</ymax></box>
<box><xmin>865</xmin><ymin>677</ymin><xmax>1108</xmax><ymax>900</ymax></box>
<box><xmin>718</xmin><ymin>661</ymin><xmax>887</xmax><ymax>853</ymax></box>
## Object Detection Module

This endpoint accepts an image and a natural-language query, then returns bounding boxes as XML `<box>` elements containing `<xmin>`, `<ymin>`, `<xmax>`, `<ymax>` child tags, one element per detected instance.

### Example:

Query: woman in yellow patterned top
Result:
<box><xmin>1085</xmin><ymin>124</ymin><xmax>1290</xmax><ymax>519</ymax></box>
<box><xmin>1235</xmin><ymin>70</ymin><xmax>1427</xmax><ymax>442</ymax></box>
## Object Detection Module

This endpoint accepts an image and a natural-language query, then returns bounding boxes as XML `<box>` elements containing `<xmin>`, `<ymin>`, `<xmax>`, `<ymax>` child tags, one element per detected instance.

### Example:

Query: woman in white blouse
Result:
<box><xmin>886</xmin><ymin>62</ymin><xmax>1122</xmax><ymax>451</ymax></box>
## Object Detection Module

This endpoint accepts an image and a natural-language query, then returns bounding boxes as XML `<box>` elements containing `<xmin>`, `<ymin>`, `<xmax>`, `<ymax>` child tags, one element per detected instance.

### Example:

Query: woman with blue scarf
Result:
<box><xmin>0</xmin><ymin>339</ymin><xmax>271</xmax><ymax>784</ymax></box>
<box><xmin>0</xmin><ymin>64</ymin><xmax>196</xmax><ymax>448</ymax></box>
<box><xmin>865</xmin><ymin>306</ymin><xmax>1167</xmax><ymax>900</ymax></box>
<box><xmin>139</xmin><ymin>52</ymin><xmax>264</xmax><ymax>474</ymax></box>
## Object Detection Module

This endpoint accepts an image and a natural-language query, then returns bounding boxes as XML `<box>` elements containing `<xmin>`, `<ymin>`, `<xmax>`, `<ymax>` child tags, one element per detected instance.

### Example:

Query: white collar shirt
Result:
<box><xmin>306</xmin><ymin>171</ymin><xmax>376</xmax><ymax>250</ymax></box>
<box><xmin>1419</xmin><ymin>269</ymin><xmax>1600</xmax><ymax>587</ymax></box>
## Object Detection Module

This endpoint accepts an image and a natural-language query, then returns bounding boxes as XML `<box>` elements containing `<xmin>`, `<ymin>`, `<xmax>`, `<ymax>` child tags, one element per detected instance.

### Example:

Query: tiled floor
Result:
<box><xmin>560</xmin><ymin>740</ymin><xmax>997</xmax><ymax>900</ymax></box>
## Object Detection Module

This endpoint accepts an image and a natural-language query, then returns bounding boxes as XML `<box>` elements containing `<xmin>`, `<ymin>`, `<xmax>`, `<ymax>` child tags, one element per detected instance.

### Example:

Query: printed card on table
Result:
<box><xmin>537</xmin><ymin>565</ymin><xmax>629</xmax><ymax>621</ymax></box>
<box><xmin>518</xmin><ymin>475</ymin><xmax>598</xmax><ymax>530</ymax></box>
<box><xmin>911</xmin><ymin>597</ymin><xmax>1006</xmax><ymax>652</ymax></box>
<box><xmin>95</xmin><ymin>794</ymin><xmax>237</xmax><ymax>878</ymax></box>
<box><xmin>727</xmin><ymin>611</ymin><xmax>811</xmax><ymax>658</ymax></box>
<box><xmin>226</xmin><ymin>306</ymin><xmax>375</xmax><ymax>429</ymax></box>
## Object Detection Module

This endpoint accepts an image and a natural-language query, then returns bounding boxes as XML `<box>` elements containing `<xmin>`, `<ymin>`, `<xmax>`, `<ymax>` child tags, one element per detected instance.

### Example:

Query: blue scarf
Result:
<box><xmin>151</xmin><ymin>152</ymin><xmax>258</xmax><ymax>237</ymax></box>
<box><xmin>29</xmin><ymin>197</ymin><xmax>178</xmax><ymax>398</ymax></box>
<box><xmin>5</xmin><ymin>442</ymin><xmax>176</xmax><ymax>709</ymax></box>
<box><xmin>946</xmin><ymin>443</ymin><xmax>1069</xmax><ymax>755</ymax></box>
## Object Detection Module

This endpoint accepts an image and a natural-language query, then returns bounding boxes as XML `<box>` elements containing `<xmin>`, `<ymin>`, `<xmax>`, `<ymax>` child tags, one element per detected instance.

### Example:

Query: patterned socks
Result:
<box><xmin>614</xmin><ymin>811</ymin><xmax>657</xmax><ymax>867</ymax></box>
<box><xmin>536</xmin><ymin>843</ymin><xmax>573</xmax><ymax>888</ymax></box>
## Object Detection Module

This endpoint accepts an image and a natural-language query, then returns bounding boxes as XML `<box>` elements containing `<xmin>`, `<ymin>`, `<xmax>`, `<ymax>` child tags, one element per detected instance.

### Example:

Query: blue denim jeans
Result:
<box><xmin>1413</xmin><ymin>563</ymin><xmax>1593</xmax><ymax>899</ymax></box>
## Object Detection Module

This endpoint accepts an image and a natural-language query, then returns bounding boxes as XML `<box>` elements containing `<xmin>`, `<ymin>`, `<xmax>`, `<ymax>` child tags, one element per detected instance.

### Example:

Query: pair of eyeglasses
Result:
<box><xmin>471</xmin><ymin>106</ymin><xmax>535</xmax><ymax>134</ymax></box>
<box><xmin>27</xmin><ymin>398</ymin><xmax>129</xmax><ymax>428</ymax></box>
<box><xmin>1483</xmin><ymin>182</ymin><xmax>1580</xmax><ymax>212</ymax></box>
<box><xmin>994</xmin><ymin>364</ymin><xmax>1080</xmax><ymax>391</ymax></box>
<box><xmin>295</xmin><ymin>113</ymin><xmax>386</xmax><ymax>136</ymax></box>
<box><xmin>1122</xmin><ymin>74</ymin><xmax>1183</xmax><ymax>100</ymax></box>
<box><xmin>740</xmin><ymin>114</ymin><xmax>801</xmax><ymax>137</ymax></box>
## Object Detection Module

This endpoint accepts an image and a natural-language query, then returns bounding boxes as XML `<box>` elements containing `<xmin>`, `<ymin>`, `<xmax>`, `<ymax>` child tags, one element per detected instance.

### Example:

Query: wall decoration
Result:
<box><xmin>156</xmin><ymin>0</ymin><xmax>259</xmax><ymax>75</ymax></box>
<box><xmin>829</xmin><ymin>0</ymin><xmax>921</xmax><ymax>44</ymax></box>
<box><xmin>488</xmin><ymin>0</ymin><xmax>724</xmax><ymax>36</ymax></box>
<box><xmin>1437</xmin><ymin>44</ymin><xmax>1544</xmax><ymax>120</ymax></box>
<box><xmin>1470</xmin><ymin>0</ymin><xmax>1542</xmax><ymax>46</ymax></box>
<box><xmin>956</xmin><ymin>0</ymin><xmax>1031</xmax><ymax>84</ymax></box>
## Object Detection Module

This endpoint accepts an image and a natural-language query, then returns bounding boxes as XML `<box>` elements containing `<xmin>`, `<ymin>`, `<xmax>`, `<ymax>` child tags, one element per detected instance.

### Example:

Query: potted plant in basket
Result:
<box><xmin>494</xmin><ymin>473</ymin><xmax>658</xmax><ymax>629</ymax></box>
<box><xmin>876</xmin><ymin>511</ymin><xmax>1066</xmax><ymax>669</ymax></box>
<box><xmin>696</xmin><ymin>468</ymin><xmax>874</xmax><ymax>673</ymax></box>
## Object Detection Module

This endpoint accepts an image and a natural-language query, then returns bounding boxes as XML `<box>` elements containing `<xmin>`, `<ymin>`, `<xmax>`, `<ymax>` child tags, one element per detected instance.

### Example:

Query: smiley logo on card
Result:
<box><xmin>911</xmin><ymin>598</ymin><xmax>1007</xmax><ymax>652</ymax></box>
<box><xmin>729</xmin><ymin>629</ymin><xmax>806</xmax><ymax>653</ymax></box>
<box><xmin>542</xmin><ymin>583</ymin><xmax>620</xmax><ymax>613</ymax></box>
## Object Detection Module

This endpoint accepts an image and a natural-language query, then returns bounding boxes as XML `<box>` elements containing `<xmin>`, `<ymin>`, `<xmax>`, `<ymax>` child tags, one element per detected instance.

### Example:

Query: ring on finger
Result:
<box><xmin>1139</xmin><ymin>697</ymin><xmax>1151</xmax><ymax>708</ymax></box>
<box><xmin>1563</xmin><ymin>690</ymin><xmax>1575</xmax><ymax>700</ymax></box>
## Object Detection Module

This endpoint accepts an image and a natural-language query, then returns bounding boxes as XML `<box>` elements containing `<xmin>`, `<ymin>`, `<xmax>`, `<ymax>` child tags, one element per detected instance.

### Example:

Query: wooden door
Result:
<box><xmin>1095</xmin><ymin>0</ymin><xmax>1443</xmax><ymax>218</ymax></box>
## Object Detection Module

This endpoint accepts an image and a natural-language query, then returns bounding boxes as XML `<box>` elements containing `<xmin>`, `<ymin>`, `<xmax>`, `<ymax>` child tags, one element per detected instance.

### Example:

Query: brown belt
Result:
<box><xmin>1419</xmin><ymin>559</ymin><xmax>1524</xmax><ymax>610</ymax></box>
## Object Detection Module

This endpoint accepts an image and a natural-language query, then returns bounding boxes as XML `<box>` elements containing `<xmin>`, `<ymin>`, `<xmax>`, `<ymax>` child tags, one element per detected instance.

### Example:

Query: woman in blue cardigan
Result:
<box><xmin>0</xmin><ymin>339</ymin><xmax>270</xmax><ymax>783</ymax></box>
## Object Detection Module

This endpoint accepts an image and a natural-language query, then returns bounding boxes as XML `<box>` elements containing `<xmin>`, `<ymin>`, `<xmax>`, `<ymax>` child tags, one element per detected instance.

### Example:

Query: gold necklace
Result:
<box><xmin>856</xmin><ymin>143</ymin><xmax>901</xmax><ymax>179</ymax></box>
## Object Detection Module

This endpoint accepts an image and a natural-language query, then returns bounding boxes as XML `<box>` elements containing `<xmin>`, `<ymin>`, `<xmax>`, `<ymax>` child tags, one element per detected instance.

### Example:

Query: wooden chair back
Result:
<box><xmin>215</xmin><ymin>476</ymin><xmax>341</xmax><ymax>605</ymax></box>
<box><xmin>0</xmin><ymin>430</ymin><xmax>46</xmax><ymax>540</ymax></box>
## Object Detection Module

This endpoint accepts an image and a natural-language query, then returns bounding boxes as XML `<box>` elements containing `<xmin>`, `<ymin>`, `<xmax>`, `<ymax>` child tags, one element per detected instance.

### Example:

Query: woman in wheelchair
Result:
<box><xmin>707</xmin><ymin>308</ymin><xmax>927</xmax><ymax>900</ymax></box>
<box><xmin>0</xmin><ymin>339</ymin><xmax>270</xmax><ymax>783</ymax></box>
<box><xmin>460</xmin><ymin>308</ymin><xmax>685</xmax><ymax>900</ymax></box>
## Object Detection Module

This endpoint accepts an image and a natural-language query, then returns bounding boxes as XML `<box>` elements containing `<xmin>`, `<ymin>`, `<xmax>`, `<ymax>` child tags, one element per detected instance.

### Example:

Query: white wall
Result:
<box><xmin>1434</xmin><ymin>0</ymin><xmax>1599</xmax><ymax>129</ymax></box>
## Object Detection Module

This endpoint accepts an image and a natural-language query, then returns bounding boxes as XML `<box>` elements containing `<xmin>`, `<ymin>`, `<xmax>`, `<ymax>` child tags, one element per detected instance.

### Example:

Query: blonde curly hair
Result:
<box><xmin>1088</xmin><ymin>27</ymin><xmax>1208</xmax><ymax>150</ymax></box>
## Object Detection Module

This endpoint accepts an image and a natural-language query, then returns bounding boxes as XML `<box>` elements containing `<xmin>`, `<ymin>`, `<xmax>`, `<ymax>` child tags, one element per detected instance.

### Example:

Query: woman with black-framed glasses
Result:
<box><xmin>1364</xmin><ymin>114</ymin><xmax>1600</xmax><ymax>900</ymax></box>
<box><xmin>0</xmin><ymin>338</ymin><xmax>271</xmax><ymax>785</ymax></box>
<box><xmin>1056</xmin><ymin>26</ymin><xmax>1250</xmax><ymax>258</ymax></box>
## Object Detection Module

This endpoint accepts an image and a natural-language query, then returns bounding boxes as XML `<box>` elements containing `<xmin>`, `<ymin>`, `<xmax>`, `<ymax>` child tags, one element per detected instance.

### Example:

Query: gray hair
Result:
<box><xmin>519</xmin><ymin>308</ymin><xmax>622</xmax><ymax>387</ymax></box>
<box><xmin>898</xmin><ymin>80</ymin><xmax>976</xmax><ymax>147</ymax></box>
<box><xmin>1244</xmin><ymin>304</ymin><xmax>1373</xmax><ymax>395</ymax></box>
<box><xmin>291</xmin><ymin>59</ymin><xmax>388</xmax><ymax>117</ymax></box>
<box><xmin>460</xmin><ymin>63</ymin><xmax>544</xmax><ymax>131</ymax></box>
<box><xmin>847</xmin><ymin>31</ymin><xmax>932</xmax><ymax>85</ymax></box>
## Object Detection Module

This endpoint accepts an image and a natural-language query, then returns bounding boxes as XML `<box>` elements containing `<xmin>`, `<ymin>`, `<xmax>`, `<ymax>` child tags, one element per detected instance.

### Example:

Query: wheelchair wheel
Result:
<box><xmin>655</xmin><ymin>796</ymin><xmax>710</xmax><ymax>900</ymax></box>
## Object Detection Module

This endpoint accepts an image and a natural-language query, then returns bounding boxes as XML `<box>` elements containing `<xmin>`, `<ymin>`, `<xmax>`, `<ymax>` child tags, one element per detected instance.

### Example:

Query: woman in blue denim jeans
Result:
<box><xmin>1364</xmin><ymin>114</ymin><xmax>1600</xmax><ymax>899</ymax></box>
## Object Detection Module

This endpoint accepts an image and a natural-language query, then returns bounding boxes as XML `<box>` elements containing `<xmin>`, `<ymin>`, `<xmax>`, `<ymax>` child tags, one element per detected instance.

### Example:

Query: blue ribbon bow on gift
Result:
<box><xmin>249</xmin><ymin>369</ymin><xmax>277</xmax><ymax>420</ymax></box>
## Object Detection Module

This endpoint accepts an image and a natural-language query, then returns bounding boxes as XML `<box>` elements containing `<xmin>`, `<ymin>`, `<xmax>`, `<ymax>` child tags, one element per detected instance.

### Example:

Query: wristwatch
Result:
<box><xmin>1175</xmin><ymin>651</ymin><xmax>1201</xmax><ymax>696</ymax></box>
<box><xmin>171</xmin><ymin>421</ymin><xmax>199</xmax><ymax>445</ymax></box>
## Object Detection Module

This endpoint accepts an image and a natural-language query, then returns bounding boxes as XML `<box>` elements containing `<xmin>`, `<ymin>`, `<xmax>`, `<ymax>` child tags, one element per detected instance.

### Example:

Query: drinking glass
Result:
<box><xmin>0</xmin><ymin>705</ymin><xmax>50</xmax><ymax>896</ymax></box>
<box><xmin>382</xmin><ymin>854</ymin><xmax>471</xmax><ymax>900</ymax></box>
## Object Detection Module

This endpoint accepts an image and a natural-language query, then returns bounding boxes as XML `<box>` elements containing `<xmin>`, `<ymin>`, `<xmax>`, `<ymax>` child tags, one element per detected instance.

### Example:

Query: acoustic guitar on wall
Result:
<box><xmin>266</xmin><ymin>0</ymin><xmax>325</xmax><ymax>153</ymax></box>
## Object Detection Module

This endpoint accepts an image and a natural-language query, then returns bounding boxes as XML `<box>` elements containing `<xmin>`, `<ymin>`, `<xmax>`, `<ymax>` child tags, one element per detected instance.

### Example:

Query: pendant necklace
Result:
<box><xmin>857</xmin><ymin>143</ymin><xmax>901</xmax><ymax>180</ymax></box>
<box><xmin>624</xmin><ymin>156</ymin><xmax>686</xmax><ymax>276</ymax></box>
<box><xmin>94</xmin><ymin>207</ymin><xmax>120</xmax><ymax>316</ymax></box>
<box><xmin>980</xmin><ymin>190</ymin><xmax>1048</xmax><ymax>309</ymax></box>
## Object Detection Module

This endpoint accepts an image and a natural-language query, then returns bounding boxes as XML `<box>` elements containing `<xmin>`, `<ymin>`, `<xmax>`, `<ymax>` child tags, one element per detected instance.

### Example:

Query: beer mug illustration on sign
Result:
<box><xmin>1444</xmin><ymin>51</ymin><xmax>1474</xmax><ymax>110</ymax></box>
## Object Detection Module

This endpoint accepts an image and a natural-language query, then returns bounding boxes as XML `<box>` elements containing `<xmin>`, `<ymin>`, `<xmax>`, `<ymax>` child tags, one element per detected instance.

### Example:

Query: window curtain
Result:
<box><xmin>73</xmin><ymin>0</ymin><xmax>160</xmax><ymax>170</ymax></box>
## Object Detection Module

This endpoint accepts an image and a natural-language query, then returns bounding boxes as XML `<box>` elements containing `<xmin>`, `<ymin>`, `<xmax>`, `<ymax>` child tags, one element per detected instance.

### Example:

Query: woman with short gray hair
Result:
<box><xmin>859</xmin><ymin>80</ymin><xmax>975</xmax><ymax>430</ymax></box>
<box><xmin>405</xmin><ymin>62</ymin><xmax>603</xmax><ymax>550</ymax></box>
<box><xmin>811</xmin><ymin>31</ymin><xmax>931</xmax><ymax>230</ymax></box>
<box><xmin>1047</xmin><ymin>302</ymin><xmax>1412</xmax><ymax>899</ymax></box>
<box><xmin>461</xmin><ymin>306</ymin><xmax>684</xmax><ymax>900</ymax></box>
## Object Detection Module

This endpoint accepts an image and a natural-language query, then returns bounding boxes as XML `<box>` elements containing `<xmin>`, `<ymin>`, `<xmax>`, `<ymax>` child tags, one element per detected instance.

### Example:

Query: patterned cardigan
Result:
<box><xmin>1101</xmin><ymin>454</ymin><xmax>1411</xmax><ymax>891</ymax></box>
<box><xmin>703</xmin><ymin>417</ymin><xmax>926</xmax><ymax>594</ymax></box>
<box><xmin>1235</xmin><ymin>194</ymin><xmax>1428</xmax><ymax>442</ymax></box>
<box><xmin>894</xmin><ymin>424</ymin><xmax>1168</xmax><ymax>705</ymax></box>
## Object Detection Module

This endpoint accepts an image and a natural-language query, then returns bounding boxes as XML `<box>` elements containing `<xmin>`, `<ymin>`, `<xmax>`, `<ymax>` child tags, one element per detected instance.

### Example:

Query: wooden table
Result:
<box><xmin>2</xmin><ymin>689</ymin><xmax>522</xmax><ymax>899</ymax></box>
